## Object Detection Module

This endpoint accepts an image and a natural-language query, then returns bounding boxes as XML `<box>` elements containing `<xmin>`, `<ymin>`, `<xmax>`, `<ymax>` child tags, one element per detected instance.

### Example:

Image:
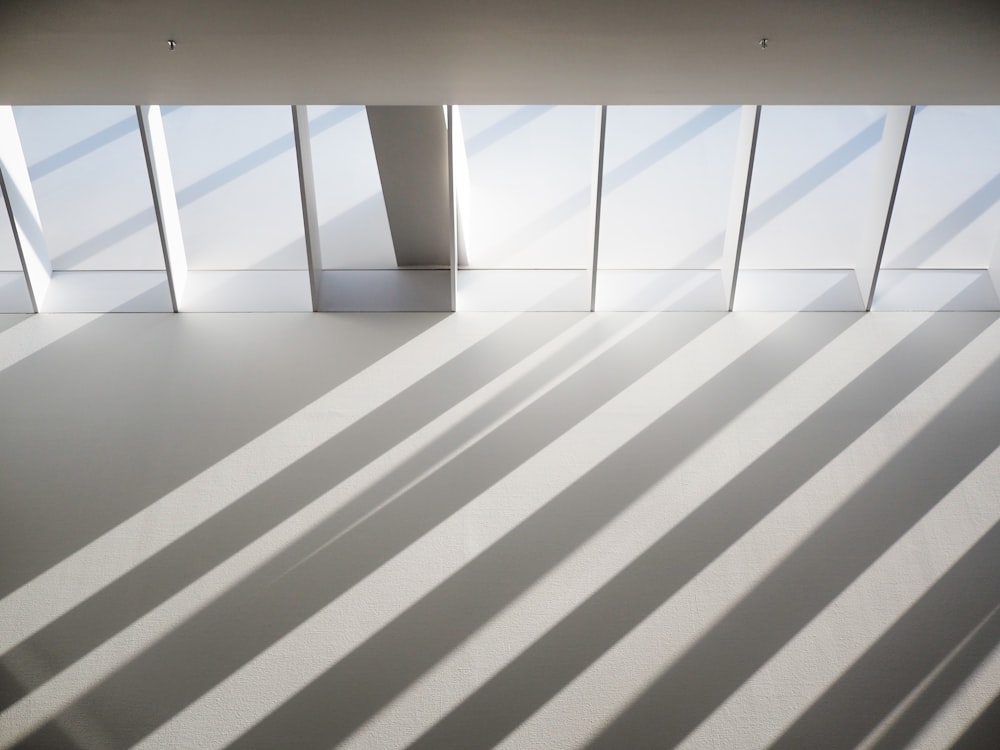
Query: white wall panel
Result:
<box><xmin>162</xmin><ymin>106</ymin><xmax>307</xmax><ymax>271</ymax></box>
<box><xmin>882</xmin><ymin>106</ymin><xmax>1000</xmax><ymax>270</ymax></box>
<box><xmin>307</xmin><ymin>106</ymin><xmax>396</xmax><ymax>270</ymax></box>
<box><xmin>742</xmin><ymin>106</ymin><xmax>887</xmax><ymax>270</ymax></box>
<box><xmin>599</xmin><ymin>105</ymin><xmax>741</xmax><ymax>270</ymax></box>
<box><xmin>13</xmin><ymin>106</ymin><xmax>163</xmax><ymax>272</ymax></box>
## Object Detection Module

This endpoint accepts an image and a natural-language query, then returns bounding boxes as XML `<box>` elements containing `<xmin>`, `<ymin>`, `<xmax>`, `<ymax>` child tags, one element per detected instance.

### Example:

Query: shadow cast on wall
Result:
<box><xmin>2</xmin><ymin>308</ymin><xmax>999</xmax><ymax>750</ymax></box>
<box><xmin>585</xmin><ymin>338</ymin><xmax>1000</xmax><ymax>749</ymax></box>
<box><xmin>0</xmin><ymin>310</ymin><xmax>586</xmax><ymax>708</ymax></box>
<box><xmin>0</xmin><ymin>311</ymin><xmax>443</xmax><ymax>602</ymax></box>
<box><xmin>401</xmin><ymin>312</ymin><xmax>998</xmax><ymax>750</ymax></box>
<box><xmin>9</xmin><ymin>309</ymin><xmax>720</xmax><ymax>746</ymax></box>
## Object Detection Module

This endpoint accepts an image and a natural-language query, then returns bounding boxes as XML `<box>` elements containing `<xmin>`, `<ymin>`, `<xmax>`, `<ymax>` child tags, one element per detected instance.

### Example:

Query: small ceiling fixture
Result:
<box><xmin>167</xmin><ymin>39</ymin><xmax>177</xmax><ymax>51</ymax></box>
<box><xmin>759</xmin><ymin>37</ymin><xmax>769</xmax><ymax>49</ymax></box>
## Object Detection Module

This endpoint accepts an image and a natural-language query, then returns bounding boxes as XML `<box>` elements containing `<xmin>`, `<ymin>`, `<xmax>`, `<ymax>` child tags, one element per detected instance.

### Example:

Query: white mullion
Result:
<box><xmin>292</xmin><ymin>105</ymin><xmax>323</xmax><ymax>312</ymax></box>
<box><xmin>589</xmin><ymin>105</ymin><xmax>608</xmax><ymax>312</ymax></box>
<box><xmin>0</xmin><ymin>106</ymin><xmax>51</xmax><ymax>313</ymax></box>
<box><xmin>137</xmin><ymin>105</ymin><xmax>188</xmax><ymax>311</ymax></box>
<box><xmin>721</xmin><ymin>105</ymin><xmax>761</xmax><ymax>312</ymax></box>
<box><xmin>448</xmin><ymin>105</ymin><xmax>458</xmax><ymax>312</ymax></box>
<box><xmin>857</xmin><ymin>105</ymin><xmax>915</xmax><ymax>312</ymax></box>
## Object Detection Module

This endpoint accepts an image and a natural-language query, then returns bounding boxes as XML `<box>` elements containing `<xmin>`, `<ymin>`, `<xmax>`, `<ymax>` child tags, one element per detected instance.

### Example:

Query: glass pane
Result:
<box><xmin>741</xmin><ymin>105</ymin><xmax>887</xmax><ymax>269</ymax></box>
<box><xmin>459</xmin><ymin>105</ymin><xmax>597</xmax><ymax>269</ymax></box>
<box><xmin>162</xmin><ymin>106</ymin><xmax>306</xmax><ymax>270</ymax></box>
<box><xmin>307</xmin><ymin>105</ymin><xmax>395</xmax><ymax>269</ymax></box>
<box><xmin>599</xmin><ymin>105</ymin><xmax>741</xmax><ymax>270</ymax></box>
<box><xmin>882</xmin><ymin>106</ymin><xmax>1000</xmax><ymax>269</ymax></box>
<box><xmin>13</xmin><ymin>106</ymin><xmax>163</xmax><ymax>271</ymax></box>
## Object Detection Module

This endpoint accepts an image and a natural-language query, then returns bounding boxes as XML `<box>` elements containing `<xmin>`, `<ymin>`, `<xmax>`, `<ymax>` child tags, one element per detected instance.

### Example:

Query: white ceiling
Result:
<box><xmin>1</xmin><ymin>0</ymin><xmax>998</xmax><ymax>104</ymax></box>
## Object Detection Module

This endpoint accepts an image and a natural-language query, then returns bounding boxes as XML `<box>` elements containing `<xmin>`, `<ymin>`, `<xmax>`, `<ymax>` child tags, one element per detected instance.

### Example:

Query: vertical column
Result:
<box><xmin>450</xmin><ymin>106</ymin><xmax>473</xmax><ymax>301</ymax></box>
<box><xmin>448</xmin><ymin>105</ymin><xmax>458</xmax><ymax>311</ymax></box>
<box><xmin>721</xmin><ymin>105</ymin><xmax>761</xmax><ymax>312</ymax></box>
<box><xmin>292</xmin><ymin>105</ymin><xmax>323</xmax><ymax>312</ymax></box>
<box><xmin>137</xmin><ymin>105</ymin><xmax>188</xmax><ymax>311</ymax></box>
<box><xmin>367</xmin><ymin>106</ymin><xmax>453</xmax><ymax>269</ymax></box>
<box><xmin>856</xmin><ymin>106</ymin><xmax>914</xmax><ymax>312</ymax></box>
<box><xmin>589</xmin><ymin>106</ymin><xmax>608</xmax><ymax>312</ymax></box>
<box><xmin>0</xmin><ymin>106</ymin><xmax>51</xmax><ymax>313</ymax></box>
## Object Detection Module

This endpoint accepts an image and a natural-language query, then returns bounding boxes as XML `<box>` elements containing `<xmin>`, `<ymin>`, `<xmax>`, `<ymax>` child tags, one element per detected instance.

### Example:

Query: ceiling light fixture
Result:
<box><xmin>759</xmin><ymin>37</ymin><xmax>769</xmax><ymax>49</ymax></box>
<box><xmin>167</xmin><ymin>39</ymin><xmax>177</xmax><ymax>51</ymax></box>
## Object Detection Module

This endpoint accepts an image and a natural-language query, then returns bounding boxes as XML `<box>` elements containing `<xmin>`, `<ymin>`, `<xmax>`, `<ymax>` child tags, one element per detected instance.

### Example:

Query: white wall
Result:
<box><xmin>1</xmin><ymin>310</ymin><xmax>999</xmax><ymax>750</ymax></box>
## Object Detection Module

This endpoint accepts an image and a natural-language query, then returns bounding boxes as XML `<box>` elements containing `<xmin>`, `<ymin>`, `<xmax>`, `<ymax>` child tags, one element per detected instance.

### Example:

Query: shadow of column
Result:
<box><xmin>219</xmin><ymin>310</ymin><xmax>859</xmax><ymax>750</ymax></box>
<box><xmin>403</xmin><ymin>312</ymin><xmax>996</xmax><ymax>750</ymax></box>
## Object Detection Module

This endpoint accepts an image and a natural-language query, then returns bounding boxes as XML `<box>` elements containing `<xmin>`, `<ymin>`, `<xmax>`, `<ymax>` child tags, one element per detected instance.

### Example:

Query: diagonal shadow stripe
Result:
<box><xmin>636</xmin><ymin>110</ymin><xmax>883</xmax><ymax>271</ymax></box>
<box><xmin>770</xmin><ymin>539</ymin><xmax>1000</xmax><ymax>750</ymax></box>
<box><xmin>13</xmin><ymin>311</ymin><xmax>720</xmax><ymax>747</ymax></box>
<box><xmin>888</xmin><ymin>172</ymin><xmax>1000</xmax><ymax>270</ymax></box>
<box><xmin>27</xmin><ymin>113</ymin><xmax>139</xmax><ymax>181</ymax></box>
<box><xmin>0</xmin><ymin>315</ymin><xmax>29</xmax><ymax>335</ymax></box>
<box><xmin>0</xmin><ymin>666</ymin><xmax>79</xmax><ymax>749</ymax></box>
<box><xmin>948</xmin><ymin>691</ymin><xmax>1000</xmax><ymax>749</ymax></box>
<box><xmin>219</xmin><ymin>309</ymin><xmax>859</xmax><ymax>750</ymax></box>
<box><xmin>49</xmin><ymin>206</ymin><xmax>159</xmax><ymax>271</ymax></box>
<box><xmin>464</xmin><ymin>105</ymin><xmax>556</xmax><ymax>157</ymax></box>
<box><xmin>404</xmin><ymin>312</ymin><xmax>996</xmax><ymax>750</ymax></box>
<box><xmin>176</xmin><ymin>105</ymin><xmax>362</xmax><ymax>208</ymax></box>
<box><xmin>602</xmin><ymin>106</ymin><xmax>740</xmax><ymax>194</ymax></box>
<box><xmin>493</xmin><ymin>106</ymin><xmax>737</xmax><ymax>257</ymax></box>
<box><xmin>870</xmin><ymin>611</ymin><xmax>1000</xmax><ymax>750</ymax></box>
<box><xmin>0</xmin><ymin>314</ymin><xmax>442</xmax><ymax>589</ymax></box>
<box><xmin>673</xmin><ymin>230</ymin><xmax>725</xmax><ymax>269</ymax></box>
<box><xmin>0</xmin><ymin>313</ymin><xmax>578</xmax><ymax>710</ymax></box>
<box><xmin>743</xmin><ymin>116</ymin><xmax>885</xmax><ymax>237</ymax></box>
<box><xmin>53</xmin><ymin>105</ymin><xmax>363</xmax><ymax>270</ymax></box>
<box><xmin>586</xmin><ymin>333</ymin><xmax>1000</xmax><ymax>749</ymax></box>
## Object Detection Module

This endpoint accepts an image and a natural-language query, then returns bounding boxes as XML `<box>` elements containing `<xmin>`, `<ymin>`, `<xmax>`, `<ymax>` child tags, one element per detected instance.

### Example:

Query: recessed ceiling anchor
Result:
<box><xmin>759</xmin><ymin>37</ymin><xmax>769</xmax><ymax>49</ymax></box>
<box><xmin>167</xmin><ymin>39</ymin><xmax>178</xmax><ymax>51</ymax></box>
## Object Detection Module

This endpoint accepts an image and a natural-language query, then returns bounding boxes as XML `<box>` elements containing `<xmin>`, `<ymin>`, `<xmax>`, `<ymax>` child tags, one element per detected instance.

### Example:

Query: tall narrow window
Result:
<box><xmin>12</xmin><ymin>106</ymin><xmax>171</xmax><ymax>311</ymax></box>
<box><xmin>457</xmin><ymin>105</ymin><xmax>598</xmax><ymax>310</ymax></box>
<box><xmin>162</xmin><ymin>106</ymin><xmax>310</xmax><ymax>311</ymax></box>
<box><xmin>736</xmin><ymin>106</ymin><xmax>888</xmax><ymax>310</ymax></box>
<box><xmin>596</xmin><ymin>105</ymin><xmax>741</xmax><ymax>310</ymax></box>
<box><xmin>307</xmin><ymin>105</ymin><xmax>451</xmax><ymax>311</ymax></box>
<box><xmin>874</xmin><ymin>106</ymin><xmax>1000</xmax><ymax>311</ymax></box>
